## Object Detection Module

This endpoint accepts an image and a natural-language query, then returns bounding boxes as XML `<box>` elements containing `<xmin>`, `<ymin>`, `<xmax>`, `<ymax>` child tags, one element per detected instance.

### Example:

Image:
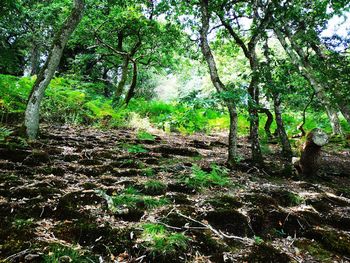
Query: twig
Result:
<box><xmin>157</xmin><ymin>222</ymin><xmax>183</xmax><ymax>231</ymax></box>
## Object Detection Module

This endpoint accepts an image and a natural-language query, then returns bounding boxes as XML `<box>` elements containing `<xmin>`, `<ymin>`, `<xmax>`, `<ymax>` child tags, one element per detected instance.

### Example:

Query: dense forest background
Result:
<box><xmin>1</xmin><ymin>0</ymin><xmax>350</xmax><ymax>262</ymax></box>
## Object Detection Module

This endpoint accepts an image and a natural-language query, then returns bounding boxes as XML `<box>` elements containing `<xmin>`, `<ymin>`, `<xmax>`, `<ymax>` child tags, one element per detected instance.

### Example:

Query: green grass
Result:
<box><xmin>96</xmin><ymin>188</ymin><xmax>169</xmax><ymax>212</ymax></box>
<box><xmin>43</xmin><ymin>245</ymin><xmax>96</xmax><ymax>263</ymax></box>
<box><xmin>182</xmin><ymin>164</ymin><xmax>231</xmax><ymax>189</ymax></box>
<box><xmin>141</xmin><ymin>223</ymin><xmax>189</xmax><ymax>257</ymax></box>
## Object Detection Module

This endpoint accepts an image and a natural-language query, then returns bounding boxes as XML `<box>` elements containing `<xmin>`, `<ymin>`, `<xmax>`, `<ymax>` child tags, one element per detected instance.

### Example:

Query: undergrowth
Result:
<box><xmin>182</xmin><ymin>164</ymin><xmax>231</xmax><ymax>189</ymax></box>
<box><xmin>96</xmin><ymin>188</ymin><xmax>169</xmax><ymax>212</ymax></box>
<box><xmin>1</xmin><ymin>74</ymin><xmax>349</xmax><ymax>135</ymax></box>
<box><xmin>140</xmin><ymin>223</ymin><xmax>189</xmax><ymax>258</ymax></box>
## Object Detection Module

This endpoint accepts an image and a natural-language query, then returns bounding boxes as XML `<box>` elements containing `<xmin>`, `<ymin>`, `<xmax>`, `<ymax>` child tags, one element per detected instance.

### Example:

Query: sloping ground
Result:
<box><xmin>0</xmin><ymin>125</ymin><xmax>350</xmax><ymax>263</ymax></box>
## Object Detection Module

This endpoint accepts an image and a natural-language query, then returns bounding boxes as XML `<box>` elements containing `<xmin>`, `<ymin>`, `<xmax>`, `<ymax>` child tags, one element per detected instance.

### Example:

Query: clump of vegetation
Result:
<box><xmin>141</xmin><ymin>168</ymin><xmax>155</xmax><ymax>177</ymax></box>
<box><xmin>125</xmin><ymin>144</ymin><xmax>149</xmax><ymax>154</ymax></box>
<box><xmin>0</xmin><ymin>125</ymin><xmax>13</xmax><ymax>143</ymax></box>
<box><xmin>182</xmin><ymin>164</ymin><xmax>230</xmax><ymax>189</ymax></box>
<box><xmin>140</xmin><ymin>223</ymin><xmax>189</xmax><ymax>258</ymax></box>
<box><xmin>143</xmin><ymin>180</ymin><xmax>167</xmax><ymax>195</ymax></box>
<box><xmin>12</xmin><ymin>218</ymin><xmax>34</xmax><ymax>230</ymax></box>
<box><xmin>137</xmin><ymin>130</ymin><xmax>156</xmax><ymax>141</ymax></box>
<box><xmin>43</xmin><ymin>245</ymin><xmax>96</xmax><ymax>263</ymax></box>
<box><xmin>96</xmin><ymin>188</ymin><xmax>169</xmax><ymax>213</ymax></box>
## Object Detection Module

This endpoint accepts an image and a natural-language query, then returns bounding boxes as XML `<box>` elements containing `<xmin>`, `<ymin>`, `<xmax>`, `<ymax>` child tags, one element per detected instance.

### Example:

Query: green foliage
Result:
<box><xmin>96</xmin><ymin>188</ymin><xmax>169</xmax><ymax>212</ymax></box>
<box><xmin>141</xmin><ymin>223</ymin><xmax>189</xmax><ymax>257</ymax></box>
<box><xmin>183</xmin><ymin>164</ymin><xmax>230</xmax><ymax>189</ymax></box>
<box><xmin>125</xmin><ymin>144</ymin><xmax>149</xmax><ymax>153</ymax></box>
<box><xmin>1</xmin><ymin>74</ymin><xmax>348</xmax><ymax>137</ymax></box>
<box><xmin>0</xmin><ymin>125</ymin><xmax>13</xmax><ymax>142</ymax></box>
<box><xmin>137</xmin><ymin>130</ymin><xmax>156</xmax><ymax>141</ymax></box>
<box><xmin>43</xmin><ymin>245</ymin><xmax>95</xmax><ymax>263</ymax></box>
<box><xmin>253</xmin><ymin>235</ymin><xmax>264</xmax><ymax>244</ymax></box>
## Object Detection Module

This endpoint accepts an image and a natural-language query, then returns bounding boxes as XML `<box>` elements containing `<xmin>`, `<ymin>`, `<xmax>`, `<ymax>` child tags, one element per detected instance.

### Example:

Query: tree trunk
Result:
<box><xmin>274</xmin><ymin>29</ymin><xmax>342</xmax><ymax>135</ymax></box>
<box><xmin>29</xmin><ymin>43</ymin><xmax>40</xmax><ymax>76</ymax></box>
<box><xmin>263</xmin><ymin>39</ymin><xmax>292</xmax><ymax>159</ymax></box>
<box><xmin>227</xmin><ymin>104</ymin><xmax>238</xmax><ymax>167</ymax></box>
<box><xmin>124</xmin><ymin>61</ymin><xmax>137</xmax><ymax>105</ymax></box>
<box><xmin>115</xmin><ymin>56</ymin><xmax>129</xmax><ymax>100</ymax></box>
<box><xmin>248</xmin><ymin>53</ymin><xmax>263</xmax><ymax>164</ymax></box>
<box><xmin>273</xmin><ymin>93</ymin><xmax>293</xmax><ymax>158</ymax></box>
<box><xmin>24</xmin><ymin>0</ymin><xmax>85</xmax><ymax>139</ymax></box>
<box><xmin>199</xmin><ymin>0</ymin><xmax>238</xmax><ymax>167</ymax></box>
<box><xmin>298</xmin><ymin>128</ymin><xmax>328</xmax><ymax>176</ymax></box>
<box><xmin>258</xmin><ymin>108</ymin><xmax>273</xmax><ymax>139</ymax></box>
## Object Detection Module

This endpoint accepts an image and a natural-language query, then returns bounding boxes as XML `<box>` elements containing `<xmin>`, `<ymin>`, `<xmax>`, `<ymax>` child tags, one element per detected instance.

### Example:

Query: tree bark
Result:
<box><xmin>299</xmin><ymin>128</ymin><xmax>328</xmax><ymax>176</ymax></box>
<box><xmin>199</xmin><ymin>0</ymin><xmax>238</xmax><ymax>167</ymax></box>
<box><xmin>219</xmin><ymin>11</ymin><xmax>263</xmax><ymax>164</ymax></box>
<box><xmin>258</xmin><ymin>108</ymin><xmax>273</xmax><ymax>139</ymax></box>
<box><xmin>115</xmin><ymin>56</ymin><xmax>129</xmax><ymax>100</ymax></box>
<box><xmin>263</xmin><ymin>39</ymin><xmax>292</xmax><ymax>158</ymax></box>
<box><xmin>247</xmin><ymin>50</ymin><xmax>263</xmax><ymax>164</ymax></box>
<box><xmin>29</xmin><ymin>43</ymin><xmax>40</xmax><ymax>76</ymax></box>
<box><xmin>24</xmin><ymin>0</ymin><xmax>85</xmax><ymax>139</ymax></box>
<box><xmin>274</xmin><ymin>29</ymin><xmax>342</xmax><ymax>135</ymax></box>
<box><xmin>124</xmin><ymin>61</ymin><xmax>137</xmax><ymax>105</ymax></box>
<box><xmin>273</xmin><ymin>93</ymin><xmax>293</xmax><ymax>158</ymax></box>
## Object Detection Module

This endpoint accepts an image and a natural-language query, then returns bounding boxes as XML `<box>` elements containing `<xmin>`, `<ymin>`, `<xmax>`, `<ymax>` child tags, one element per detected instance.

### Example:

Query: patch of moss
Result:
<box><xmin>206</xmin><ymin>195</ymin><xmax>242</xmax><ymax>209</ymax></box>
<box><xmin>295</xmin><ymin>239</ymin><xmax>333</xmax><ymax>262</ymax></box>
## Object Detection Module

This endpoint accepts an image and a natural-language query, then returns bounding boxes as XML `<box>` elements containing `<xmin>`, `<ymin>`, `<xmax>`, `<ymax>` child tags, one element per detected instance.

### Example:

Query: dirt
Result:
<box><xmin>1</xmin><ymin>124</ymin><xmax>350</xmax><ymax>262</ymax></box>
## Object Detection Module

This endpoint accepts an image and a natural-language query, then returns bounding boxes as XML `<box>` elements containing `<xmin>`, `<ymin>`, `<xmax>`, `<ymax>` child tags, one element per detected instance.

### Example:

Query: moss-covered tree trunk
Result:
<box><xmin>24</xmin><ymin>0</ymin><xmax>85</xmax><ymax>139</ymax></box>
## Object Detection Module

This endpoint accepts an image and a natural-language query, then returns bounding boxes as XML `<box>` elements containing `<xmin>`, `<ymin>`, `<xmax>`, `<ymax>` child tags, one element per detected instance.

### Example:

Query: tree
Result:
<box><xmin>215</xmin><ymin>0</ymin><xmax>274</xmax><ymax>164</ymax></box>
<box><xmin>199</xmin><ymin>0</ymin><xmax>239</xmax><ymax>167</ymax></box>
<box><xmin>24</xmin><ymin>0</ymin><xmax>85</xmax><ymax>139</ymax></box>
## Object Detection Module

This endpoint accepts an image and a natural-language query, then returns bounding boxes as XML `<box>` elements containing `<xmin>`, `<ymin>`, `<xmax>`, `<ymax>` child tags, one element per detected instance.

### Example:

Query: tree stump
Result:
<box><xmin>299</xmin><ymin>128</ymin><xmax>328</xmax><ymax>175</ymax></box>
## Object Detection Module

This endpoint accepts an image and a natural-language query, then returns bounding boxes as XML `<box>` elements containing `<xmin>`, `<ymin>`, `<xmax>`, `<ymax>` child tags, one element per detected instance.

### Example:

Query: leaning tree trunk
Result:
<box><xmin>298</xmin><ymin>128</ymin><xmax>328</xmax><ymax>176</ymax></box>
<box><xmin>199</xmin><ymin>0</ymin><xmax>238</xmax><ymax>167</ymax></box>
<box><xmin>124</xmin><ymin>61</ymin><xmax>137</xmax><ymax>105</ymax></box>
<box><xmin>24</xmin><ymin>0</ymin><xmax>85</xmax><ymax>139</ymax></box>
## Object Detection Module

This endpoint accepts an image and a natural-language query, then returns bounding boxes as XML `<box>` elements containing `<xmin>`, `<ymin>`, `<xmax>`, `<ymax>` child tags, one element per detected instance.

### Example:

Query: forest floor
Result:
<box><xmin>1</xmin><ymin>125</ymin><xmax>350</xmax><ymax>263</ymax></box>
